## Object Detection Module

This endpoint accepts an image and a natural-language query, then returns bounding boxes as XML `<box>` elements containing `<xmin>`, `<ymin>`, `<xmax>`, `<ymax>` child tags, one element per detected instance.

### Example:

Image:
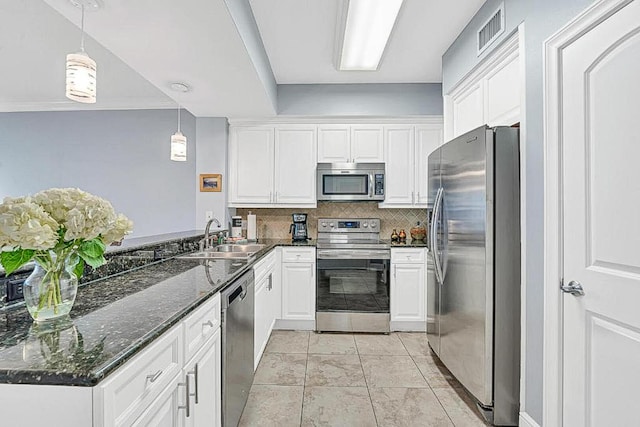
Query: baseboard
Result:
<box><xmin>273</xmin><ymin>319</ymin><xmax>315</xmax><ymax>330</ymax></box>
<box><xmin>519</xmin><ymin>412</ymin><xmax>541</xmax><ymax>427</ymax></box>
<box><xmin>390</xmin><ymin>321</ymin><xmax>427</xmax><ymax>332</ymax></box>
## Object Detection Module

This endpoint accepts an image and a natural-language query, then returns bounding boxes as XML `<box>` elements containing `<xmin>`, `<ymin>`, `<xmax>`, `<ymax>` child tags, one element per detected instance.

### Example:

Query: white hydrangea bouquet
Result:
<box><xmin>0</xmin><ymin>188</ymin><xmax>133</xmax><ymax>321</ymax></box>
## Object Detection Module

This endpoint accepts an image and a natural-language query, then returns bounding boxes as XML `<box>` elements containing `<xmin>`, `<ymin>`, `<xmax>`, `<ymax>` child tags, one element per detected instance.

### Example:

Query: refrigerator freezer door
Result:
<box><xmin>426</xmin><ymin>147</ymin><xmax>442</xmax><ymax>355</ymax></box>
<box><xmin>438</xmin><ymin>126</ymin><xmax>493</xmax><ymax>406</ymax></box>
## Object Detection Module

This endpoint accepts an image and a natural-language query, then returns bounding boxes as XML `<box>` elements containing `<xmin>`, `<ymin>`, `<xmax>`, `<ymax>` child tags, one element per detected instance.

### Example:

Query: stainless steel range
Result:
<box><xmin>316</xmin><ymin>218</ymin><xmax>390</xmax><ymax>333</ymax></box>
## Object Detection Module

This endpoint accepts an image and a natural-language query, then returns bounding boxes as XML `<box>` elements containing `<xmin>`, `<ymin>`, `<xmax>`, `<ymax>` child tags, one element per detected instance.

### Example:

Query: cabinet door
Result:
<box><xmin>318</xmin><ymin>125</ymin><xmax>350</xmax><ymax>162</ymax></box>
<box><xmin>184</xmin><ymin>330</ymin><xmax>221</xmax><ymax>427</ymax></box>
<box><xmin>281</xmin><ymin>263</ymin><xmax>315</xmax><ymax>320</ymax></box>
<box><xmin>381</xmin><ymin>126</ymin><xmax>414</xmax><ymax>206</ymax></box>
<box><xmin>229</xmin><ymin>127</ymin><xmax>274</xmax><ymax>205</ymax></box>
<box><xmin>254</xmin><ymin>276</ymin><xmax>270</xmax><ymax>369</ymax></box>
<box><xmin>132</xmin><ymin>375</ymin><xmax>182</xmax><ymax>427</ymax></box>
<box><xmin>274</xmin><ymin>125</ymin><xmax>317</xmax><ymax>205</ymax></box>
<box><xmin>452</xmin><ymin>84</ymin><xmax>484</xmax><ymax>138</ymax></box>
<box><xmin>415</xmin><ymin>124</ymin><xmax>443</xmax><ymax>206</ymax></box>
<box><xmin>351</xmin><ymin>125</ymin><xmax>384</xmax><ymax>162</ymax></box>
<box><xmin>391</xmin><ymin>263</ymin><xmax>426</xmax><ymax>322</ymax></box>
<box><xmin>485</xmin><ymin>54</ymin><xmax>520</xmax><ymax>127</ymax></box>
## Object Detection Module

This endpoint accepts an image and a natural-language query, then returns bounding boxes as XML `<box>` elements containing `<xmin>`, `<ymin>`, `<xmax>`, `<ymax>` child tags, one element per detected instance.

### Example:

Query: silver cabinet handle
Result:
<box><xmin>417</xmin><ymin>191</ymin><xmax>420</xmax><ymax>201</ymax></box>
<box><xmin>561</xmin><ymin>280</ymin><xmax>585</xmax><ymax>296</ymax></box>
<box><xmin>275</xmin><ymin>191</ymin><xmax>278</xmax><ymax>202</ymax></box>
<box><xmin>267</xmin><ymin>273</ymin><xmax>273</xmax><ymax>291</ymax></box>
<box><xmin>269</xmin><ymin>191</ymin><xmax>272</xmax><ymax>202</ymax></box>
<box><xmin>202</xmin><ymin>320</ymin><xmax>214</xmax><ymax>329</ymax></box>
<box><xmin>188</xmin><ymin>363</ymin><xmax>199</xmax><ymax>404</ymax></box>
<box><xmin>178</xmin><ymin>376</ymin><xmax>191</xmax><ymax>417</ymax></box>
<box><xmin>146</xmin><ymin>370</ymin><xmax>162</xmax><ymax>383</ymax></box>
<box><xmin>412</xmin><ymin>191</ymin><xmax>415</xmax><ymax>204</ymax></box>
<box><xmin>394</xmin><ymin>265</ymin><xmax>397</xmax><ymax>279</ymax></box>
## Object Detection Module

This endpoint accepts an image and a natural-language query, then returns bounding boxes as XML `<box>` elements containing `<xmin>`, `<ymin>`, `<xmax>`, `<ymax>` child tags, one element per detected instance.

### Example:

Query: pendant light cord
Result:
<box><xmin>177</xmin><ymin>105</ymin><xmax>181</xmax><ymax>133</ymax></box>
<box><xmin>80</xmin><ymin>5</ymin><xmax>86</xmax><ymax>52</ymax></box>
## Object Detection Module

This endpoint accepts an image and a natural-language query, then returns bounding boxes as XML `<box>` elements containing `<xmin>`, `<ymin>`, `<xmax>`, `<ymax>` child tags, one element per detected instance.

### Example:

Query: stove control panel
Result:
<box><xmin>317</xmin><ymin>218</ymin><xmax>381</xmax><ymax>233</ymax></box>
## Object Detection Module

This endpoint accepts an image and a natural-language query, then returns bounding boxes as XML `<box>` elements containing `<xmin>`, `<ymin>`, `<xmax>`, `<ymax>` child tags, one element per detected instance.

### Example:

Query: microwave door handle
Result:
<box><xmin>369</xmin><ymin>174</ymin><xmax>374</xmax><ymax>198</ymax></box>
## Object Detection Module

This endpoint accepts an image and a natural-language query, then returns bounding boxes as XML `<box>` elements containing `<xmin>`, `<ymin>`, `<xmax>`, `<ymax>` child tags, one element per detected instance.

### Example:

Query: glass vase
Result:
<box><xmin>23</xmin><ymin>253</ymin><xmax>78</xmax><ymax>322</ymax></box>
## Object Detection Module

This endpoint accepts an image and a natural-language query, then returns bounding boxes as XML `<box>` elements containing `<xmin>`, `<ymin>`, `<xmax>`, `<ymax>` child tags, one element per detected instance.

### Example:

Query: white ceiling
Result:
<box><xmin>249</xmin><ymin>0</ymin><xmax>486</xmax><ymax>84</ymax></box>
<box><xmin>0</xmin><ymin>1</ymin><xmax>174</xmax><ymax>112</ymax></box>
<box><xmin>2</xmin><ymin>0</ymin><xmax>486</xmax><ymax>116</ymax></box>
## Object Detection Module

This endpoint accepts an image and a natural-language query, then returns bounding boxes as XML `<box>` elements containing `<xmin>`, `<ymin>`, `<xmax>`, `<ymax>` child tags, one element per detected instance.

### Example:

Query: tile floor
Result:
<box><xmin>239</xmin><ymin>331</ymin><xmax>491</xmax><ymax>427</ymax></box>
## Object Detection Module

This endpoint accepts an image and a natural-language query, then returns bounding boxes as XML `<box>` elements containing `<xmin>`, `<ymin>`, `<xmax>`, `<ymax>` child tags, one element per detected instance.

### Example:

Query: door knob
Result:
<box><xmin>561</xmin><ymin>280</ymin><xmax>585</xmax><ymax>296</ymax></box>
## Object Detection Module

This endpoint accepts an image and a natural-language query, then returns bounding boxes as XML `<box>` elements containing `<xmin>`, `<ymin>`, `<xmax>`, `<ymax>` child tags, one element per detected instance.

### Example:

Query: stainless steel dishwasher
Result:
<box><xmin>221</xmin><ymin>269</ymin><xmax>255</xmax><ymax>427</ymax></box>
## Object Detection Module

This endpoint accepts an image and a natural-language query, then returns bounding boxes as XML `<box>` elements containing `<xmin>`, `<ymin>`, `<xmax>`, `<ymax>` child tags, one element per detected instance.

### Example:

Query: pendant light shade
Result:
<box><xmin>66</xmin><ymin>3</ymin><xmax>97</xmax><ymax>104</ymax></box>
<box><xmin>171</xmin><ymin>106</ymin><xmax>187</xmax><ymax>162</ymax></box>
<box><xmin>66</xmin><ymin>52</ymin><xmax>97</xmax><ymax>103</ymax></box>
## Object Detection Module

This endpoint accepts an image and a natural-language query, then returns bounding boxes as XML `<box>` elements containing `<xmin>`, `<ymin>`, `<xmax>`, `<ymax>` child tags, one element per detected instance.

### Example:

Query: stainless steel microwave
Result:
<box><xmin>317</xmin><ymin>163</ymin><xmax>385</xmax><ymax>201</ymax></box>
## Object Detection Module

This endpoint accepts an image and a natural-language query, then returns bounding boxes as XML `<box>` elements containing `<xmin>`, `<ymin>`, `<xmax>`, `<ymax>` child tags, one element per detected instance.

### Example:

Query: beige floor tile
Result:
<box><xmin>360</xmin><ymin>355</ymin><xmax>428</xmax><ymax>388</ymax></box>
<box><xmin>412</xmin><ymin>355</ymin><xmax>463</xmax><ymax>389</ymax></box>
<box><xmin>369</xmin><ymin>387</ymin><xmax>453</xmax><ymax>427</ymax></box>
<box><xmin>397</xmin><ymin>332</ymin><xmax>432</xmax><ymax>356</ymax></box>
<box><xmin>265</xmin><ymin>330</ymin><xmax>310</xmax><ymax>354</ymax></box>
<box><xmin>305</xmin><ymin>354</ymin><xmax>366</xmax><ymax>387</ymax></box>
<box><xmin>308</xmin><ymin>333</ymin><xmax>357</xmax><ymax>355</ymax></box>
<box><xmin>239</xmin><ymin>385</ymin><xmax>303</xmax><ymax>427</ymax></box>
<box><xmin>301</xmin><ymin>386</ymin><xmax>377</xmax><ymax>427</ymax></box>
<box><xmin>253</xmin><ymin>353</ymin><xmax>307</xmax><ymax>386</ymax></box>
<box><xmin>432</xmin><ymin>386</ymin><xmax>491</xmax><ymax>427</ymax></box>
<box><xmin>354</xmin><ymin>333</ymin><xmax>408</xmax><ymax>355</ymax></box>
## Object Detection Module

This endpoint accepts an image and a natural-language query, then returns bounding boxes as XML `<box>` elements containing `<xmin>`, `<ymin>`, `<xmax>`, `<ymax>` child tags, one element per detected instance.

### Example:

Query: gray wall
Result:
<box><xmin>278</xmin><ymin>83</ymin><xmax>443</xmax><ymax>116</ymax></box>
<box><xmin>195</xmin><ymin>117</ymin><xmax>229</xmax><ymax>231</ymax></box>
<box><xmin>442</xmin><ymin>0</ymin><xmax>593</xmax><ymax>423</ymax></box>
<box><xmin>0</xmin><ymin>109</ymin><xmax>197</xmax><ymax>239</ymax></box>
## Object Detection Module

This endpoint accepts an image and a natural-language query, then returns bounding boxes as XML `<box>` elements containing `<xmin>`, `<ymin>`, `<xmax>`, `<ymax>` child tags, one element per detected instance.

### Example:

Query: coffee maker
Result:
<box><xmin>289</xmin><ymin>213</ymin><xmax>310</xmax><ymax>242</ymax></box>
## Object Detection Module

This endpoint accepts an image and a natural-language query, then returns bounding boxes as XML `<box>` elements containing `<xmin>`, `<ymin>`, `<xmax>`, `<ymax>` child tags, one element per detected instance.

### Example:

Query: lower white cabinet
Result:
<box><xmin>390</xmin><ymin>248</ymin><xmax>427</xmax><ymax>331</ymax></box>
<box><xmin>253</xmin><ymin>251</ymin><xmax>279</xmax><ymax>369</ymax></box>
<box><xmin>132</xmin><ymin>375</ymin><xmax>182</xmax><ymax>427</ymax></box>
<box><xmin>280</xmin><ymin>247</ymin><xmax>316</xmax><ymax>329</ymax></box>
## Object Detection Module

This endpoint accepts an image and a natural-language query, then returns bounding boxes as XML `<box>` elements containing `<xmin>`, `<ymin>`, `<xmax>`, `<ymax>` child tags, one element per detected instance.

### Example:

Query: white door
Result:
<box><xmin>560</xmin><ymin>2</ymin><xmax>640</xmax><ymax>425</ymax></box>
<box><xmin>132</xmin><ymin>376</ymin><xmax>181</xmax><ymax>427</ymax></box>
<box><xmin>391</xmin><ymin>262</ymin><xmax>425</xmax><ymax>322</ymax></box>
<box><xmin>274</xmin><ymin>125</ymin><xmax>317</xmax><ymax>205</ymax></box>
<box><xmin>281</xmin><ymin>263</ymin><xmax>315</xmax><ymax>320</ymax></box>
<box><xmin>318</xmin><ymin>125</ymin><xmax>350</xmax><ymax>162</ymax></box>
<box><xmin>229</xmin><ymin>127</ymin><xmax>274</xmax><ymax>205</ymax></box>
<box><xmin>415</xmin><ymin>124</ymin><xmax>443</xmax><ymax>206</ymax></box>
<box><xmin>185</xmin><ymin>332</ymin><xmax>222</xmax><ymax>427</ymax></box>
<box><xmin>351</xmin><ymin>125</ymin><xmax>384</xmax><ymax>162</ymax></box>
<box><xmin>452</xmin><ymin>84</ymin><xmax>483</xmax><ymax>138</ymax></box>
<box><xmin>254</xmin><ymin>275</ymin><xmax>269</xmax><ymax>368</ymax></box>
<box><xmin>382</xmin><ymin>126</ymin><xmax>414</xmax><ymax>206</ymax></box>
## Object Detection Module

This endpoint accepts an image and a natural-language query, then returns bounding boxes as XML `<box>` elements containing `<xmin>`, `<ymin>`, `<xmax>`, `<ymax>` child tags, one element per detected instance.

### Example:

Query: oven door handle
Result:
<box><xmin>317</xmin><ymin>249</ymin><xmax>390</xmax><ymax>260</ymax></box>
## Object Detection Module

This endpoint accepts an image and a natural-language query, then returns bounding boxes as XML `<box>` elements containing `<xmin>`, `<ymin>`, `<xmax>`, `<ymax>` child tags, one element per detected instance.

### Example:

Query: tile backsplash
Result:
<box><xmin>237</xmin><ymin>202</ymin><xmax>428</xmax><ymax>240</ymax></box>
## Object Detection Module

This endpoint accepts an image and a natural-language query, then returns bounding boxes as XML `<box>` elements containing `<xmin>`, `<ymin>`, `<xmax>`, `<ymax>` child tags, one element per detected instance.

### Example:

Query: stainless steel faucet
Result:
<box><xmin>201</xmin><ymin>218</ymin><xmax>222</xmax><ymax>251</ymax></box>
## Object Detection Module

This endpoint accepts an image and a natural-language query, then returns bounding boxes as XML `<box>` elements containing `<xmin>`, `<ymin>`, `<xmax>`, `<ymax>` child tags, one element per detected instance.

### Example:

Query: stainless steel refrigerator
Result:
<box><xmin>427</xmin><ymin>125</ymin><xmax>520</xmax><ymax>426</ymax></box>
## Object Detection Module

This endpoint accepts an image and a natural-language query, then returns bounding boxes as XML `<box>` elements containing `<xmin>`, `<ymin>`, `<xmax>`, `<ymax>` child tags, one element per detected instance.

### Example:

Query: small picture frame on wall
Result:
<box><xmin>199</xmin><ymin>174</ymin><xmax>222</xmax><ymax>192</ymax></box>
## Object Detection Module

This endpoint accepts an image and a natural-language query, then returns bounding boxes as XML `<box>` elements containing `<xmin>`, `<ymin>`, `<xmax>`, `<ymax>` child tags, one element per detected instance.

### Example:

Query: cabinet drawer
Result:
<box><xmin>253</xmin><ymin>250</ymin><xmax>276</xmax><ymax>282</ymax></box>
<box><xmin>99</xmin><ymin>325</ymin><xmax>183</xmax><ymax>426</ymax></box>
<box><xmin>184</xmin><ymin>293</ymin><xmax>221</xmax><ymax>363</ymax></box>
<box><xmin>391</xmin><ymin>248</ymin><xmax>426</xmax><ymax>263</ymax></box>
<box><xmin>281</xmin><ymin>247</ymin><xmax>315</xmax><ymax>263</ymax></box>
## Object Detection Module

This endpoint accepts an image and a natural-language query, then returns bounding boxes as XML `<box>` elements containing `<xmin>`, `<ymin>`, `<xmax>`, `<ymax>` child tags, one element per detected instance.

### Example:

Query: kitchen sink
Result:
<box><xmin>178</xmin><ymin>244</ymin><xmax>266</xmax><ymax>260</ymax></box>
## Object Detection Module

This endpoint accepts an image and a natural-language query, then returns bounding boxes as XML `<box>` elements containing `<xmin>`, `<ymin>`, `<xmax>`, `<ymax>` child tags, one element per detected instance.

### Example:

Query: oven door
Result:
<box><xmin>316</xmin><ymin>249</ymin><xmax>390</xmax><ymax>332</ymax></box>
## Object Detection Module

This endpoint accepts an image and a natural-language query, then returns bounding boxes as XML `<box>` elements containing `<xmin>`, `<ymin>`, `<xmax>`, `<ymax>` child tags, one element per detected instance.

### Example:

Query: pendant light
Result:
<box><xmin>171</xmin><ymin>106</ymin><xmax>187</xmax><ymax>162</ymax></box>
<box><xmin>66</xmin><ymin>2</ymin><xmax>97</xmax><ymax>103</ymax></box>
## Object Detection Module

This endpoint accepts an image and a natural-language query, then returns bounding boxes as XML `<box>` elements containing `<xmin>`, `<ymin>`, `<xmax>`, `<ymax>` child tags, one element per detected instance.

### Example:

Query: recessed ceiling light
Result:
<box><xmin>339</xmin><ymin>0</ymin><xmax>404</xmax><ymax>71</ymax></box>
<box><xmin>170</xmin><ymin>82</ymin><xmax>191</xmax><ymax>93</ymax></box>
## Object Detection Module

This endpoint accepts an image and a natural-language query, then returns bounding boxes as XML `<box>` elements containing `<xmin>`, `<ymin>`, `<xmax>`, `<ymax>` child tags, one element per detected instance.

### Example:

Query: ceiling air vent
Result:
<box><xmin>477</xmin><ymin>3</ymin><xmax>505</xmax><ymax>55</ymax></box>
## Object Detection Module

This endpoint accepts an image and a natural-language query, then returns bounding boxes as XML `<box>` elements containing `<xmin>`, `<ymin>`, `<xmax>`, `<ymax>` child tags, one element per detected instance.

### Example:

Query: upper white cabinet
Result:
<box><xmin>229</xmin><ymin>125</ymin><xmax>317</xmax><ymax>207</ymax></box>
<box><xmin>229</xmin><ymin>127</ymin><xmax>274</xmax><ymax>205</ymax></box>
<box><xmin>381</xmin><ymin>124</ymin><xmax>443</xmax><ymax>208</ymax></box>
<box><xmin>317</xmin><ymin>124</ymin><xmax>384</xmax><ymax>163</ymax></box>
<box><xmin>444</xmin><ymin>31</ymin><xmax>521</xmax><ymax>141</ymax></box>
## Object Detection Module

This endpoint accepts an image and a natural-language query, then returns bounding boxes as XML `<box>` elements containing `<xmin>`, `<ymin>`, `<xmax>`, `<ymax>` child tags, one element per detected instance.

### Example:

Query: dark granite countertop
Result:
<box><xmin>0</xmin><ymin>239</ymin><xmax>312</xmax><ymax>387</ymax></box>
<box><xmin>386</xmin><ymin>239</ymin><xmax>430</xmax><ymax>248</ymax></box>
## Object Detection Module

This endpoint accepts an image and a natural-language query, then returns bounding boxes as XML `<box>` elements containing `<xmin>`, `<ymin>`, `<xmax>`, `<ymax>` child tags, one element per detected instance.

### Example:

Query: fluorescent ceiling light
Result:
<box><xmin>339</xmin><ymin>0</ymin><xmax>404</xmax><ymax>71</ymax></box>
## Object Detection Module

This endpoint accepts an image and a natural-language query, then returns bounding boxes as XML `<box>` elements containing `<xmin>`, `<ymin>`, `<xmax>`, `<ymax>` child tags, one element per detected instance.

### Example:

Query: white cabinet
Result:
<box><xmin>229</xmin><ymin>127</ymin><xmax>274</xmax><ymax>205</ymax></box>
<box><xmin>254</xmin><ymin>250</ymin><xmax>280</xmax><ymax>369</ymax></box>
<box><xmin>279</xmin><ymin>247</ymin><xmax>316</xmax><ymax>330</ymax></box>
<box><xmin>391</xmin><ymin>248</ymin><xmax>427</xmax><ymax>331</ymax></box>
<box><xmin>132</xmin><ymin>375</ymin><xmax>182</xmax><ymax>427</ymax></box>
<box><xmin>274</xmin><ymin>125</ymin><xmax>317</xmax><ymax>204</ymax></box>
<box><xmin>229</xmin><ymin>125</ymin><xmax>317</xmax><ymax>207</ymax></box>
<box><xmin>317</xmin><ymin>124</ymin><xmax>384</xmax><ymax>163</ymax></box>
<box><xmin>183</xmin><ymin>330</ymin><xmax>221</xmax><ymax>427</ymax></box>
<box><xmin>381</xmin><ymin>124</ymin><xmax>443</xmax><ymax>208</ymax></box>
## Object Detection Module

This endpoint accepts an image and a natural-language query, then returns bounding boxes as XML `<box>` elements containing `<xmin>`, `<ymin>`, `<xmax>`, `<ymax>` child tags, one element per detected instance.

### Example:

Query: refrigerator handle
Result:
<box><xmin>430</xmin><ymin>187</ymin><xmax>444</xmax><ymax>285</ymax></box>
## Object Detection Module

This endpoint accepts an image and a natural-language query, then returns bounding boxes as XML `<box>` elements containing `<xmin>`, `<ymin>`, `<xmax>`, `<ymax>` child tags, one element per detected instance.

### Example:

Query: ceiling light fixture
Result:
<box><xmin>339</xmin><ymin>0</ymin><xmax>404</xmax><ymax>71</ymax></box>
<box><xmin>65</xmin><ymin>0</ymin><xmax>100</xmax><ymax>103</ymax></box>
<box><xmin>171</xmin><ymin>105</ymin><xmax>187</xmax><ymax>162</ymax></box>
